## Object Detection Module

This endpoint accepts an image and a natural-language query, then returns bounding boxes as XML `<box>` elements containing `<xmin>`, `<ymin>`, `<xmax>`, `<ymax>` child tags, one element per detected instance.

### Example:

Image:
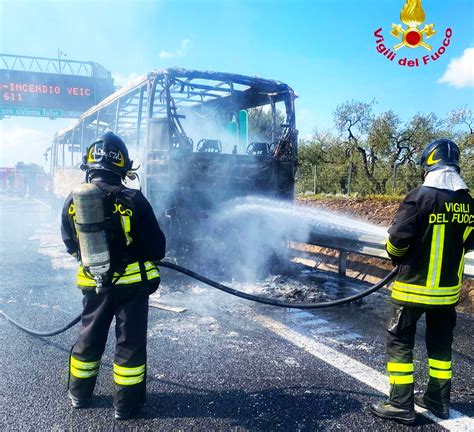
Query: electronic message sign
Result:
<box><xmin>0</xmin><ymin>69</ymin><xmax>114</xmax><ymax>118</ymax></box>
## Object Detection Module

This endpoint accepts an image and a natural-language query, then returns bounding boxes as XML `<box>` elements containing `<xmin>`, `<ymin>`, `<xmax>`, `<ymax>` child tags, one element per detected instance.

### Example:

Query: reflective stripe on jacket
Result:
<box><xmin>77</xmin><ymin>261</ymin><xmax>160</xmax><ymax>288</ymax></box>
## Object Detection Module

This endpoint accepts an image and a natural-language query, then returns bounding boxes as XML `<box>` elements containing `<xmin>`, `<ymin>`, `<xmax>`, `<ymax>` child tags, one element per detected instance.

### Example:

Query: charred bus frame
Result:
<box><xmin>51</xmin><ymin>68</ymin><xmax>298</xmax><ymax>247</ymax></box>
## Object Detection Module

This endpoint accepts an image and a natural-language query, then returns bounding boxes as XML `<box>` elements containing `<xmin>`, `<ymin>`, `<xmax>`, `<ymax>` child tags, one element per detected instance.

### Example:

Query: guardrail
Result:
<box><xmin>302</xmin><ymin>232</ymin><xmax>474</xmax><ymax>279</ymax></box>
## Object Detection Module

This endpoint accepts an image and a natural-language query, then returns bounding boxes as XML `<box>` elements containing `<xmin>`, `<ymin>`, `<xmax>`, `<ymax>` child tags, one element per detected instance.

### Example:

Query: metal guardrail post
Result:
<box><xmin>338</xmin><ymin>251</ymin><xmax>347</xmax><ymax>276</ymax></box>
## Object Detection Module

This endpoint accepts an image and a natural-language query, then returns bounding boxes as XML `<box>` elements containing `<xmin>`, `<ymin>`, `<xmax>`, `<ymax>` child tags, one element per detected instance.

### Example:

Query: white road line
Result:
<box><xmin>33</xmin><ymin>198</ymin><xmax>51</xmax><ymax>209</ymax></box>
<box><xmin>299</xmin><ymin>318</ymin><xmax>329</xmax><ymax>326</ymax></box>
<box><xmin>254</xmin><ymin>313</ymin><xmax>473</xmax><ymax>432</ymax></box>
<box><xmin>290</xmin><ymin>311</ymin><xmax>314</xmax><ymax>319</ymax></box>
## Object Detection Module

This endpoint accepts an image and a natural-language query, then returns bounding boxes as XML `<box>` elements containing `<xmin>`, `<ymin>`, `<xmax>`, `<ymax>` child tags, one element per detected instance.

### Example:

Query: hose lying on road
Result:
<box><xmin>159</xmin><ymin>261</ymin><xmax>399</xmax><ymax>309</ymax></box>
<box><xmin>0</xmin><ymin>310</ymin><xmax>81</xmax><ymax>337</ymax></box>
<box><xmin>0</xmin><ymin>261</ymin><xmax>398</xmax><ymax>337</ymax></box>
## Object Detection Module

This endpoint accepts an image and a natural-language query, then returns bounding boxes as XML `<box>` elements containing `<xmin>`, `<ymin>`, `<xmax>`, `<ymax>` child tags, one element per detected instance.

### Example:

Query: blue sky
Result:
<box><xmin>0</xmin><ymin>0</ymin><xmax>473</xmax><ymax>166</ymax></box>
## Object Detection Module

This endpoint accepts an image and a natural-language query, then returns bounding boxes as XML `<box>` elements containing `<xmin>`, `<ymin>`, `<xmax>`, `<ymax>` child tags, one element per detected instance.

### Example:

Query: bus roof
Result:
<box><xmin>55</xmin><ymin>68</ymin><xmax>295</xmax><ymax>140</ymax></box>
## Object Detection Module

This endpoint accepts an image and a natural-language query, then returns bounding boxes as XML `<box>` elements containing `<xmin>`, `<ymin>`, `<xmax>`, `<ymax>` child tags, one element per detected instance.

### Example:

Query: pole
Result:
<box><xmin>347</xmin><ymin>161</ymin><xmax>353</xmax><ymax>195</ymax></box>
<box><xmin>312</xmin><ymin>164</ymin><xmax>316</xmax><ymax>194</ymax></box>
<box><xmin>391</xmin><ymin>163</ymin><xmax>398</xmax><ymax>193</ymax></box>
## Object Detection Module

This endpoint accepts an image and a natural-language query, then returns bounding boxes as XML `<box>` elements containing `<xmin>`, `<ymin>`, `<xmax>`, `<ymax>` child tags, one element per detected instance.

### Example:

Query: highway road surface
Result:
<box><xmin>1</xmin><ymin>195</ymin><xmax>472</xmax><ymax>431</ymax></box>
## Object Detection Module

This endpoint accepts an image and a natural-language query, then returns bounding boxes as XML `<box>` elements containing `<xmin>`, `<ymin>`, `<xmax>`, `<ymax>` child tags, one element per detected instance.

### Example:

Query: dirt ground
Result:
<box><xmin>296</xmin><ymin>196</ymin><xmax>473</xmax><ymax>313</ymax></box>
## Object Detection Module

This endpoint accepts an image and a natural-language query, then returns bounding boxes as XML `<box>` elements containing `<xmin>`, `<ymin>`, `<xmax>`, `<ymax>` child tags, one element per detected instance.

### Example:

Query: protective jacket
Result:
<box><xmin>386</xmin><ymin>186</ymin><xmax>473</xmax><ymax>307</ymax></box>
<box><xmin>61</xmin><ymin>176</ymin><xmax>166</xmax><ymax>291</ymax></box>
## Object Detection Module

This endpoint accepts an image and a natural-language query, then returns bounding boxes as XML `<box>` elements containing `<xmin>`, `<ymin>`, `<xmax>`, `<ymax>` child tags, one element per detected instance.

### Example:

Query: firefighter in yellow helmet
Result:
<box><xmin>61</xmin><ymin>131</ymin><xmax>166</xmax><ymax>420</ymax></box>
<box><xmin>370</xmin><ymin>139</ymin><xmax>473</xmax><ymax>425</ymax></box>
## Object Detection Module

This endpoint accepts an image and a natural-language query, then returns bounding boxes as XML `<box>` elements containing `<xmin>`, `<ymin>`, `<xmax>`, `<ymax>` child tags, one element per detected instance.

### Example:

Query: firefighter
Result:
<box><xmin>370</xmin><ymin>139</ymin><xmax>473</xmax><ymax>425</ymax></box>
<box><xmin>61</xmin><ymin>131</ymin><xmax>166</xmax><ymax>420</ymax></box>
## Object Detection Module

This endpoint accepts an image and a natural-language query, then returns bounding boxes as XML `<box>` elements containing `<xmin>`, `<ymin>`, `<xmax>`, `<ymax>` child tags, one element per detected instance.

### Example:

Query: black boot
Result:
<box><xmin>114</xmin><ymin>403</ymin><xmax>143</xmax><ymax>420</ymax></box>
<box><xmin>68</xmin><ymin>391</ymin><xmax>90</xmax><ymax>409</ymax></box>
<box><xmin>415</xmin><ymin>393</ymin><xmax>449</xmax><ymax>419</ymax></box>
<box><xmin>369</xmin><ymin>400</ymin><xmax>416</xmax><ymax>425</ymax></box>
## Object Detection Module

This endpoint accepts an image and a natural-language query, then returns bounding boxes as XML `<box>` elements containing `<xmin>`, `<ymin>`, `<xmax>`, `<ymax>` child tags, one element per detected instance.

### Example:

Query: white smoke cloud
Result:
<box><xmin>438</xmin><ymin>47</ymin><xmax>474</xmax><ymax>88</ymax></box>
<box><xmin>0</xmin><ymin>126</ymin><xmax>52</xmax><ymax>167</ymax></box>
<box><xmin>159</xmin><ymin>39</ymin><xmax>192</xmax><ymax>59</ymax></box>
<box><xmin>113</xmin><ymin>72</ymin><xmax>142</xmax><ymax>88</ymax></box>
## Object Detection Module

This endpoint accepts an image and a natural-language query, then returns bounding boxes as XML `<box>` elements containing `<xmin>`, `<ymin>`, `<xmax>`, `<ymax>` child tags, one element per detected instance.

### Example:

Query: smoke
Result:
<box><xmin>187</xmin><ymin>196</ymin><xmax>388</xmax><ymax>282</ymax></box>
<box><xmin>0</xmin><ymin>125</ymin><xmax>53</xmax><ymax>168</ymax></box>
<box><xmin>182</xmin><ymin>106</ymin><xmax>244</xmax><ymax>154</ymax></box>
<box><xmin>136</xmin><ymin>93</ymin><xmax>390</xmax><ymax>284</ymax></box>
<box><xmin>141</xmin><ymin>99</ymin><xmax>267</xmax><ymax>256</ymax></box>
<box><xmin>159</xmin><ymin>39</ymin><xmax>192</xmax><ymax>60</ymax></box>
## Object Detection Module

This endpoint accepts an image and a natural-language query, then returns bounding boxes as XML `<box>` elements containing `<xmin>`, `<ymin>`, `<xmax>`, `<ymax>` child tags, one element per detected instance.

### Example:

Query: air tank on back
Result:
<box><xmin>72</xmin><ymin>183</ymin><xmax>110</xmax><ymax>292</ymax></box>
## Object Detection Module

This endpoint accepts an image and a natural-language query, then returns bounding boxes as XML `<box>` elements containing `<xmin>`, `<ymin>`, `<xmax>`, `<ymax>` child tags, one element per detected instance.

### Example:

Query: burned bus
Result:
<box><xmin>50</xmin><ymin>68</ymin><xmax>298</xmax><ymax>253</ymax></box>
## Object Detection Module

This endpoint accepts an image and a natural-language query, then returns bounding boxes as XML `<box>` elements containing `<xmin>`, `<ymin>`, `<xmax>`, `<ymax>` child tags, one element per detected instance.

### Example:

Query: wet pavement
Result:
<box><xmin>1</xmin><ymin>196</ymin><xmax>473</xmax><ymax>431</ymax></box>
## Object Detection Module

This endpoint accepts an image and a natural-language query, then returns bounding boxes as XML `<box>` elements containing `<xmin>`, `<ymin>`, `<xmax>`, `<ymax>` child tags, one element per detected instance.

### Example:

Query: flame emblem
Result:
<box><xmin>391</xmin><ymin>0</ymin><xmax>436</xmax><ymax>51</ymax></box>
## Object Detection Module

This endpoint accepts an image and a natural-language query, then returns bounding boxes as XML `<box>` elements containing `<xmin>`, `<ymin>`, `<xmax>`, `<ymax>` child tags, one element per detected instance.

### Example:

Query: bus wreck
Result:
<box><xmin>51</xmin><ymin>68</ymin><xmax>298</xmax><ymax>252</ymax></box>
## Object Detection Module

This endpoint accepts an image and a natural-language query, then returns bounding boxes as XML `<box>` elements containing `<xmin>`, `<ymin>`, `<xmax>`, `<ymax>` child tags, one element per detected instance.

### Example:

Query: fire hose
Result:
<box><xmin>0</xmin><ymin>261</ymin><xmax>398</xmax><ymax>338</ymax></box>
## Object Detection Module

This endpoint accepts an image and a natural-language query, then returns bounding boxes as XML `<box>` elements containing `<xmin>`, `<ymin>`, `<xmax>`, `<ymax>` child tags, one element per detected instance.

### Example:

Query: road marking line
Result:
<box><xmin>290</xmin><ymin>311</ymin><xmax>314</xmax><ymax>319</ymax></box>
<box><xmin>254</xmin><ymin>314</ymin><xmax>473</xmax><ymax>432</ymax></box>
<box><xmin>33</xmin><ymin>198</ymin><xmax>51</xmax><ymax>209</ymax></box>
<box><xmin>299</xmin><ymin>318</ymin><xmax>329</xmax><ymax>326</ymax></box>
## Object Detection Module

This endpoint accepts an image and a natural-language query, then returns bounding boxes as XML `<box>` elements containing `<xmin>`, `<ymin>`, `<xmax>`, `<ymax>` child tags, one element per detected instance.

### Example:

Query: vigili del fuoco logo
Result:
<box><xmin>374</xmin><ymin>0</ymin><xmax>452</xmax><ymax>68</ymax></box>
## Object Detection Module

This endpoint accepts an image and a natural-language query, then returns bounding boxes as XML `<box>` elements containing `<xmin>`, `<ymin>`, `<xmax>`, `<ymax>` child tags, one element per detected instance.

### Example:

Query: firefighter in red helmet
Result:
<box><xmin>61</xmin><ymin>131</ymin><xmax>166</xmax><ymax>420</ymax></box>
<box><xmin>370</xmin><ymin>139</ymin><xmax>473</xmax><ymax>425</ymax></box>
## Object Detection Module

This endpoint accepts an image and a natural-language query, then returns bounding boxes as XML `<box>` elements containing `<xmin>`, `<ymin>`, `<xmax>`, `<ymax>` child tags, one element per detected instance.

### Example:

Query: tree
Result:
<box><xmin>297</xmin><ymin>131</ymin><xmax>350</xmax><ymax>194</ymax></box>
<box><xmin>248</xmin><ymin>107</ymin><xmax>285</xmax><ymax>144</ymax></box>
<box><xmin>332</xmin><ymin>100</ymin><xmax>453</xmax><ymax>193</ymax></box>
<box><xmin>448</xmin><ymin>107</ymin><xmax>474</xmax><ymax>188</ymax></box>
<box><xmin>296</xmin><ymin>100</ymin><xmax>473</xmax><ymax>196</ymax></box>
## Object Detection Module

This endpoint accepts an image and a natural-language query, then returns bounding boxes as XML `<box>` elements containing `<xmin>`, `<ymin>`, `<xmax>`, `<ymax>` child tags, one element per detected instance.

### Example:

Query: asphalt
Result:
<box><xmin>0</xmin><ymin>196</ymin><xmax>472</xmax><ymax>431</ymax></box>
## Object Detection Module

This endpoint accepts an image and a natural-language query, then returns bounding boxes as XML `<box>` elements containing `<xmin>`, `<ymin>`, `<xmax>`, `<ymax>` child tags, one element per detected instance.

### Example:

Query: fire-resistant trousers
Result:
<box><xmin>68</xmin><ymin>286</ymin><xmax>149</xmax><ymax>411</ymax></box>
<box><xmin>386</xmin><ymin>301</ymin><xmax>456</xmax><ymax>410</ymax></box>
